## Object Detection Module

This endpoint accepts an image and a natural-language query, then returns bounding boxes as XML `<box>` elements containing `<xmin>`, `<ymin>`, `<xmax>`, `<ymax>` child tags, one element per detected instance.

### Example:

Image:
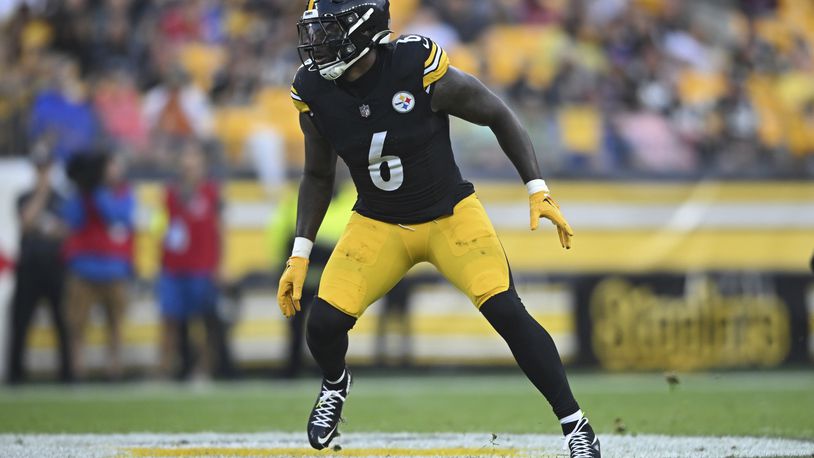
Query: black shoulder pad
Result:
<box><xmin>391</xmin><ymin>34</ymin><xmax>450</xmax><ymax>88</ymax></box>
<box><xmin>291</xmin><ymin>65</ymin><xmax>317</xmax><ymax>113</ymax></box>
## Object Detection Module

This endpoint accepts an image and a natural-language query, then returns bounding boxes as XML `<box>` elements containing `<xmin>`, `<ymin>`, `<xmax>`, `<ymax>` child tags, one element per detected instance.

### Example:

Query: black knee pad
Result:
<box><xmin>306</xmin><ymin>298</ymin><xmax>357</xmax><ymax>344</ymax></box>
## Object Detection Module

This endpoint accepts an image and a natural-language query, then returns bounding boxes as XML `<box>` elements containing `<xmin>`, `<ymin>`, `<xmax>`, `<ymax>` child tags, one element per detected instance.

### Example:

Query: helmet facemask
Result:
<box><xmin>297</xmin><ymin>7</ymin><xmax>390</xmax><ymax>80</ymax></box>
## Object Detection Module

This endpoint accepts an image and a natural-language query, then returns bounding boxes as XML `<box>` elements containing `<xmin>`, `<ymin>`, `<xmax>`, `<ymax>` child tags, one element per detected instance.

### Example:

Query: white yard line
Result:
<box><xmin>0</xmin><ymin>432</ymin><xmax>812</xmax><ymax>458</ymax></box>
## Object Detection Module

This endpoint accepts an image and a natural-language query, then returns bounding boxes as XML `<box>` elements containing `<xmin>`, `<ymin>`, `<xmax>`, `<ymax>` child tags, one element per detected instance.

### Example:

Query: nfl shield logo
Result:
<box><xmin>359</xmin><ymin>104</ymin><xmax>371</xmax><ymax>118</ymax></box>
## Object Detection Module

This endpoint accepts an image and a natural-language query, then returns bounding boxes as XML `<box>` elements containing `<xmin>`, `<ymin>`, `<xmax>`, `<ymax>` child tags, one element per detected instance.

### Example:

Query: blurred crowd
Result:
<box><xmin>1</xmin><ymin>0</ymin><xmax>813</xmax><ymax>179</ymax></box>
<box><xmin>3</xmin><ymin>0</ymin><xmax>813</xmax><ymax>383</ymax></box>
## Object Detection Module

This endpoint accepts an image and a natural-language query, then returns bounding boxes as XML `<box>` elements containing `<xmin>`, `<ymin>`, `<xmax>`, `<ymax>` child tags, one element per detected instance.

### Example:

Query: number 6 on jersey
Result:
<box><xmin>367</xmin><ymin>131</ymin><xmax>404</xmax><ymax>191</ymax></box>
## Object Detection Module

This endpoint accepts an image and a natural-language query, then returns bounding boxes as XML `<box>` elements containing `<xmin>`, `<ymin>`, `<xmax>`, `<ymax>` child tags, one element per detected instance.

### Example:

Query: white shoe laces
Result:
<box><xmin>310</xmin><ymin>387</ymin><xmax>346</xmax><ymax>428</ymax></box>
<box><xmin>563</xmin><ymin>416</ymin><xmax>596</xmax><ymax>457</ymax></box>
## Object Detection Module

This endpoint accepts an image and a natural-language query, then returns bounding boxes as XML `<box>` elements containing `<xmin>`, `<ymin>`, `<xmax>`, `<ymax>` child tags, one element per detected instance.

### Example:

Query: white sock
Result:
<box><xmin>559</xmin><ymin>410</ymin><xmax>584</xmax><ymax>426</ymax></box>
<box><xmin>326</xmin><ymin>370</ymin><xmax>346</xmax><ymax>385</ymax></box>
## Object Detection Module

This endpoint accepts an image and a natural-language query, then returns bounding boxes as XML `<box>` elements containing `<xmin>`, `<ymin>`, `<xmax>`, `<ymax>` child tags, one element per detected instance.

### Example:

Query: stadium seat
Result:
<box><xmin>557</xmin><ymin>105</ymin><xmax>602</xmax><ymax>155</ymax></box>
<box><xmin>485</xmin><ymin>26</ymin><xmax>566</xmax><ymax>88</ymax></box>
<box><xmin>253</xmin><ymin>88</ymin><xmax>306</xmax><ymax>166</ymax></box>
<box><xmin>213</xmin><ymin>106</ymin><xmax>261</xmax><ymax>164</ymax></box>
<box><xmin>754</xmin><ymin>18</ymin><xmax>795</xmax><ymax>53</ymax></box>
<box><xmin>746</xmin><ymin>75</ymin><xmax>785</xmax><ymax>149</ymax></box>
<box><xmin>179</xmin><ymin>43</ymin><xmax>225</xmax><ymax>91</ymax></box>
<box><xmin>21</xmin><ymin>20</ymin><xmax>52</xmax><ymax>52</ymax></box>
<box><xmin>388</xmin><ymin>0</ymin><xmax>420</xmax><ymax>36</ymax></box>
<box><xmin>447</xmin><ymin>45</ymin><xmax>481</xmax><ymax>78</ymax></box>
<box><xmin>212</xmin><ymin>86</ymin><xmax>309</xmax><ymax>168</ymax></box>
<box><xmin>632</xmin><ymin>0</ymin><xmax>668</xmax><ymax>15</ymax></box>
<box><xmin>676</xmin><ymin>70</ymin><xmax>726</xmax><ymax>107</ymax></box>
<box><xmin>776</xmin><ymin>71</ymin><xmax>814</xmax><ymax>112</ymax></box>
<box><xmin>779</xmin><ymin>0</ymin><xmax>814</xmax><ymax>40</ymax></box>
<box><xmin>784</xmin><ymin>113</ymin><xmax>813</xmax><ymax>157</ymax></box>
<box><xmin>223</xmin><ymin>7</ymin><xmax>256</xmax><ymax>39</ymax></box>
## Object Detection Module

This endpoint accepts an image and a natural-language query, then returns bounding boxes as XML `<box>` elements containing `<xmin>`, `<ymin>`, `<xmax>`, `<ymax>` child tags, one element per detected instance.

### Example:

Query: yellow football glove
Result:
<box><xmin>277</xmin><ymin>256</ymin><xmax>309</xmax><ymax>318</ymax></box>
<box><xmin>529</xmin><ymin>191</ymin><xmax>574</xmax><ymax>250</ymax></box>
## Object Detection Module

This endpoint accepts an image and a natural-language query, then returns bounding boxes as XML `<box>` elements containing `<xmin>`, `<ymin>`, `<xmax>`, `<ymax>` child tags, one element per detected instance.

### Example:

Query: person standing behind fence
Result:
<box><xmin>157</xmin><ymin>143</ymin><xmax>231</xmax><ymax>380</ymax></box>
<box><xmin>63</xmin><ymin>150</ymin><xmax>135</xmax><ymax>381</ymax></box>
<box><xmin>5</xmin><ymin>148</ymin><xmax>73</xmax><ymax>384</ymax></box>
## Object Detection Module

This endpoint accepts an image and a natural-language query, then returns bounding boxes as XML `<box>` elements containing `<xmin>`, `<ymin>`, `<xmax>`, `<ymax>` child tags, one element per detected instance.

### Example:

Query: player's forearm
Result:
<box><xmin>296</xmin><ymin>112</ymin><xmax>337</xmax><ymax>244</ymax></box>
<box><xmin>489</xmin><ymin>111</ymin><xmax>542</xmax><ymax>184</ymax></box>
<box><xmin>295</xmin><ymin>172</ymin><xmax>334</xmax><ymax>242</ymax></box>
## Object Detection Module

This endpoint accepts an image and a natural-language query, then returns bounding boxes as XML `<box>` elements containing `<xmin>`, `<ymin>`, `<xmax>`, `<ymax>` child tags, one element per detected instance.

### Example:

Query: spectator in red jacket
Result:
<box><xmin>157</xmin><ymin>142</ymin><xmax>232</xmax><ymax>379</ymax></box>
<box><xmin>63</xmin><ymin>150</ymin><xmax>135</xmax><ymax>381</ymax></box>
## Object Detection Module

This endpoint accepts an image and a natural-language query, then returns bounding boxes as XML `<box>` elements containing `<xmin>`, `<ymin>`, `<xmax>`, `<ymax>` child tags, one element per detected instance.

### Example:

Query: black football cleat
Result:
<box><xmin>564</xmin><ymin>416</ymin><xmax>601</xmax><ymax>457</ymax></box>
<box><xmin>307</xmin><ymin>369</ymin><xmax>352</xmax><ymax>450</ymax></box>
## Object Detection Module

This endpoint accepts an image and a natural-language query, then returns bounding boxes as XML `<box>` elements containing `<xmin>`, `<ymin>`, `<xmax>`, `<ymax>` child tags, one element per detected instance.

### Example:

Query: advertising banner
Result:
<box><xmin>574</xmin><ymin>273</ymin><xmax>811</xmax><ymax>371</ymax></box>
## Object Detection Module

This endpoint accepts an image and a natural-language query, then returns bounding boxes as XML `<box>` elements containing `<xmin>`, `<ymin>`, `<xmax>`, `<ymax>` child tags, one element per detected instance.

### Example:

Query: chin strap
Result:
<box><xmin>320</xmin><ymin>46</ymin><xmax>371</xmax><ymax>80</ymax></box>
<box><xmin>372</xmin><ymin>29</ymin><xmax>392</xmax><ymax>44</ymax></box>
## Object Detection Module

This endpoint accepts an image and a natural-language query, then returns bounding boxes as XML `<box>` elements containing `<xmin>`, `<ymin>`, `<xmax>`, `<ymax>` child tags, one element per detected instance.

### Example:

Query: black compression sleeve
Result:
<box><xmin>480</xmin><ymin>289</ymin><xmax>580</xmax><ymax>419</ymax></box>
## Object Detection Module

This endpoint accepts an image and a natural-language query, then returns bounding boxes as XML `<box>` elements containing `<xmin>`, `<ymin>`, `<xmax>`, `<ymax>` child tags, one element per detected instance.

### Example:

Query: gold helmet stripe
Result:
<box><xmin>307</xmin><ymin>0</ymin><xmax>316</xmax><ymax>11</ymax></box>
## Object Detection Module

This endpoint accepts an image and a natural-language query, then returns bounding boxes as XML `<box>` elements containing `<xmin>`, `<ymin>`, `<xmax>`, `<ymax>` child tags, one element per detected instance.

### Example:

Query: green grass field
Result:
<box><xmin>1</xmin><ymin>370</ymin><xmax>812</xmax><ymax>440</ymax></box>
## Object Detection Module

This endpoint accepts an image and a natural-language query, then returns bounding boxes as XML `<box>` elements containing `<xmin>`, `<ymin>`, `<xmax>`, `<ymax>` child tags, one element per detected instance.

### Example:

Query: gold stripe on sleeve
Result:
<box><xmin>424</xmin><ymin>42</ymin><xmax>438</xmax><ymax>69</ymax></box>
<box><xmin>292</xmin><ymin>99</ymin><xmax>311</xmax><ymax>113</ymax></box>
<box><xmin>423</xmin><ymin>49</ymin><xmax>449</xmax><ymax>88</ymax></box>
<box><xmin>290</xmin><ymin>86</ymin><xmax>310</xmax><ymax>112</ymax></box>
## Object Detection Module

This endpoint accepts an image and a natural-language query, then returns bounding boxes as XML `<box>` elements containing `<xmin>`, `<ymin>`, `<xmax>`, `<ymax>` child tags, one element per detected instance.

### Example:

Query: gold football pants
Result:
<box><xmin>318</xmin><ymin>194</ymin><xmax>510</xmax><ymax>318</ymax></box>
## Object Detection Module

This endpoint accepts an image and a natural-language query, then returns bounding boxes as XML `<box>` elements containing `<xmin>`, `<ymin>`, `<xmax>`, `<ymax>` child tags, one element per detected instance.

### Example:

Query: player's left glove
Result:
<box><xmin>277</xmin><ymin>256</ymin><xmax>309</xmax><ymax>318</ymax></box>
<box><xmin>529</xmin><ymin>191</ymin><xmax>574</xmax><ymax>250</ymax></box>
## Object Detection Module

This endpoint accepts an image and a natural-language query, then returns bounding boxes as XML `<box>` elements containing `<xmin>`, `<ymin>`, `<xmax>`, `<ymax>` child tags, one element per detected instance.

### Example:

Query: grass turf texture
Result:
<box><xmin>0</xmin><ymin>371</ymin><xmax>811</xmax><ymax>440</ymax></box>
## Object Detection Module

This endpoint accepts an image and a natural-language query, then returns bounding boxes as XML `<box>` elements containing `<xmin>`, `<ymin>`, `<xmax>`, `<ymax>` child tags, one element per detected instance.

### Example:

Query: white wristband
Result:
<box><xmin>291</xmin><ymin>237</ymin><xmax>314</xmax><ymax>259</ymax></box>
<box><xmin>526</xmin><ymin>179</ymin><xmax>550</xmax><ymax>196</ymax></box>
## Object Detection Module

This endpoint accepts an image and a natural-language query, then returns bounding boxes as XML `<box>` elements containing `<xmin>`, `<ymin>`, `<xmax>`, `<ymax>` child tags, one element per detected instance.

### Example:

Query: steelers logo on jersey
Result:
<box><xmin>392</xmin><ymin>91</ymin><xmax>415</xmax><ymax>113</ymax></box>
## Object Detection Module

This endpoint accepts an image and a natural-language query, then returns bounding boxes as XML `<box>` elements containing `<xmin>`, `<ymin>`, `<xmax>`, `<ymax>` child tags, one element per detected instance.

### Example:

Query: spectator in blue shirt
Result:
<box><xmin>29</xmin><ymin>58</ymin><xmax>100</xmax><ymax>163</ymax></box>
<box><xmin>62</xmin><ymin>150</ymin><xmax>135</xmax><ymax>381</ymax></box>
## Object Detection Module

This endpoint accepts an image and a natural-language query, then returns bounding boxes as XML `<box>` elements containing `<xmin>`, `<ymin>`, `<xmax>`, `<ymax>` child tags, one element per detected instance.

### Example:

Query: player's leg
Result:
<box><xmin>45</xmin><ymin>266</ymin><xmax>73</xmax><ymax>383</ymax></box>
<box><xmin>285</xmin><ymin>294</ymin><xmax>310</xmax><ymax>378</ymax></box>
<box><xmin>305</xmin><ymin>212</ymin><xmax>415</xmax><ymax>449</ymax></box>
<box><xmin>6</xmin><ymin>269</ymin><xmax>39</xmax><ymax>384</ymax></box>
<box><xmin>308</xmin><ymin>212</ymin><xmax>415</xmax><ymax>377</ymax></box>
<box><xmin>65</xmin><ymin>275</ymin><xmax>94</xmax><ymax>380</ymax></box>
<box><xmin>288</xmin><ymin>245</ymin><xmax>332</xmax><ymax>378</ymax></box>
<box><xmin>157</xmin><ymin>272</ymin><xmax>183</xmax><ymax>377</ymax></box>
<box><xmin>195</xmin><ymin>275</ymin><xmax>233</xmax><ymax>378</ymax></box>
<box><xmin>305</xmin><ymin>298</ymin><xmax>354</xmax><ymax>384</ymax></box>
<box><xmin>101</xmin><ymin>280</ymin><xmax>127</xmax><ymax>380</ymax></box>
<box><xmin>428</xmin><ymin>194</ymin><xmax>599</xmax><ymax>457</ymax></box>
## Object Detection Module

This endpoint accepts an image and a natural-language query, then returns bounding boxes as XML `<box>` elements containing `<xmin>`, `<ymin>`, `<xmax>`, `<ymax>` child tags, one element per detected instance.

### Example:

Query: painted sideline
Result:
<box><xmin>0</xmin><ymin>432</ymin><xmax>812</xmax><ymax>458</ymax></box>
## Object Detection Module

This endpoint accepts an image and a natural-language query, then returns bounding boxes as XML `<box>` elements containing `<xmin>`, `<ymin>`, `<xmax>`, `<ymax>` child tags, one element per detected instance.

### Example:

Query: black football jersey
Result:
<box><xmin>291</xmin><ymin>35</ymin><xmax>474</xmax><ymax>225</ymax></box>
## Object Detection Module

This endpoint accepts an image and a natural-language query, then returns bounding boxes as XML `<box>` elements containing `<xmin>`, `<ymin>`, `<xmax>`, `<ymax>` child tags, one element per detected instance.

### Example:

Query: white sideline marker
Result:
<box><xmin>0</xmin><ymin>432</ymin><xmax>812</xmax><ymax>458</ymax></box>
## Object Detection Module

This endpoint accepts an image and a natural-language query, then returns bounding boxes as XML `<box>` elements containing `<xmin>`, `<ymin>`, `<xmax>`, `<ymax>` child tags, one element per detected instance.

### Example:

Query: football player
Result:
<box><xmin>278</xmin><ymin>1</ymin><xmax>601</xmax><ymax>456</ymax></box>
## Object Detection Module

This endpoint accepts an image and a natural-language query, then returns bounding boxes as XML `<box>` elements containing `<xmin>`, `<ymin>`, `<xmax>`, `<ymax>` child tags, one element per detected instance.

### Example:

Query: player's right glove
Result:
<box><xmin>277</xmin><ymin>256</ymin><xmax>309</xmax><ymax>318</ymax></box>
<box><xmin>529</xmin><ymin>191</ymin><xmax>574</xmax><ymax>250</ymax></box>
